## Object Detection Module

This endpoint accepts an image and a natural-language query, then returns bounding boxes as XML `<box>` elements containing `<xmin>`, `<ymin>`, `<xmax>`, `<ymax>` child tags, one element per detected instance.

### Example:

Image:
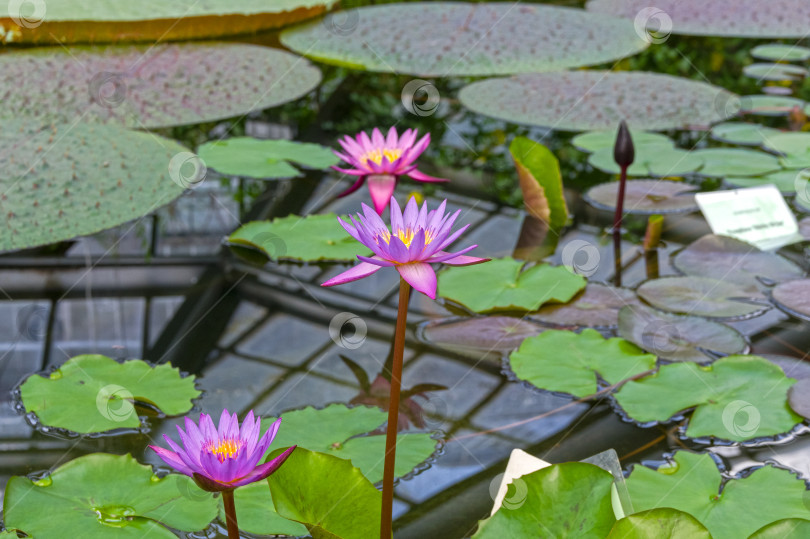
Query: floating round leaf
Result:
<box><xmin>587</xmin><ymin>144</ymin><xmax>704</xmax><ymax>177</ymax></box>
<box><xmin>459</xmin><ymin>71</ymin><xmax>736</xmax><ymax>131</ymax></box>
<box><xmin>3</xmin><ymin>453</ymin><xmax>218</xmax><ymax>538</ymax></box>
<box><xmin>789</xmin><ymin>378</ymin><xmax>810</xmax><ymax>420</ymax></box>
<box><xmin>229</xmin><ymin>214</ymin><xmax>367</xmax><ymax>263</ymax></box>
<box><xmin>0</xmin><ymin>121</ymin><xmax>187</xmax><ymax>253</ymax></box>
<box><xmin>637</xmin><ymin>276</ymin><xmax>770</xmax><ymax>319</ymax></box>
<box><xmin>438</xmin><ymin>257</ymin><xmax>586</xmax><ymax>313</ymax></box>
<box><xmin>281</xmin><ymin>3</ymin><xmax>647</xmax><ymax>76</ymax></box>
<box><xmin>762</xmin><ymin>132</ymin><xmax>810</xmax><ymax>158</ymax></box>
<box><xmin>672</xmin><ymin>234</ymin><xmax>804</xmax><ymax>292</ymax></box>
<box><xmin>572</xmin><ymin>129</ymin><xmax>673</xmax><ymax>153</ymax></box>
<box><xmin>626</xmin><ymin>451</ymin><xmax>810</xmax><ymax>539</ymax></box>
<box><xmin>509</xmin><ymin>329</ymin><xmax>656</xmax><ymax>398</ymax></box>
<box><xmin>532</xmin><ymin>283</ymin><xmax>642</xmax><ymax>328</ymax></box>
<box><xmin>0</xmin><ymin>0</ymin><xmax>338</xmax><ymax>44</ymax></box>
<box><xmin>19</xmin><ymin>355</ymin><xmax>199</xmax><ymax>434</ymax></box>
<box><xmin>584</xmin><ymin>180</ymin><xmax>698</xmax><ymax>215</ymax></box>
<box><xmin>614</xmin><ymin>355</ymin><xmax>802</xmax><ymax>442</ymax></box>
<box><xmin>0</xmin><ymin>43</ymin><xmax>321</xmax><ymax>129</ymax></box>
<box><xmin>618</xmin><ymin>304</ymin><xmax>748</xmax><ymax>362</ymax></box>
<box><xmin>725</xmin><ymin>170</ymin><xmax>809</xmax><ymax>193</ymax></box>
<box><xmin>587</xmin><ymin>0</ymin><xmax>810</xmax><ymax>38</ymax></box>
<box><xmin>228</xmin><ymin>482</ymin><xmax>309</xmax><ymax>537</ymax></box>
<box><xmin>710</xmin><ymin>122</ymin><xmax>782</xmax><ymax>146</ymax></box>
<box><xmin>744</xmin><ymin>63</ymin><xmax>809</xmax><ymax>81</ymax></box>
<box><xmin>197</xmin><ymin>137</ymin><xmax>339</xmax><ymax>179</ymax></box>
<box><xmin>740</xmin><ymin>95</ymin><xmax>805</xmax><ymax>117</ymax></box>
<box><xmin>606</xmin><ymin>508</ymin><xmax>711</xmax><ymax>539</ymax></box>
<box><xmin>752</xmin><ymin>44</ymin><xmax>810</xmax><ymax>62</ymax></box>
<box><xmin>690</xmin><ymin>148</ymin><xmax>781</xmax><ymax>178</ymax></box>
<box><xmin>771</xmin><ymin>279</ymin><xmax>810</xmax><ymax>322</ymax></box>
<box><xmin>750</xmin><ymin>519</ymin><xmax>810</xmax><ymax>538</ymax></box>
<box><xmin>417</xmin><ymin>316</ymin><xmax>549</xmax><ymax>357</ymax></box>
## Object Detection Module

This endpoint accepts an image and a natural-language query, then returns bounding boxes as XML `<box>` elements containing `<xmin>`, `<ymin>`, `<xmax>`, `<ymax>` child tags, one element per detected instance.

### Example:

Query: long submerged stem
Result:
<box><xmin>222</xmin><ymin>489</ymin><xmax>239</xmax><ymax>539</ymax></box>
<box><xmin>613</xmin><ymin>163</ymin><xmax>627</xmax><ymax>287</ymax></box>
<box><xmin>380</xmin><ymin>278</ymin><xmax>412</xmax><ymax>539</ymax></box>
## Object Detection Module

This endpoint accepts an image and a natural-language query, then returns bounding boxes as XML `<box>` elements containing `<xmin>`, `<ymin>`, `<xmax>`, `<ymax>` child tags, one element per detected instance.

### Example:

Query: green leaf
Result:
<box><xmin>626</xmin><ymin>451</ymin><xmax>810</xmax><ymax>539</ymax></box>
<box><xmin>741</xmin><ymin>95</ymin><xmax>805</xmax><ymax>117</ymax></box>
<box><xmin>229</xmin><ymin>214</ymin><xmax>367</xmax><ymax>262</ymax></box>
<box><xmin>726</xmin><ymin>169</ymin><xmax>810</xmax><ymax>194</ymax></box>
<box><xmin>606</xmin><ymin>508</ymin><xmax>711</xmax><ymax>538</ymax></box>
<box><xmin>3</xmin><ymin>453</ymin><xmax>218</xmax><ymax>538</ymax></box>
<box><xmin>691</xmin><ymin>148</ymin><xmax>781</xmax><ymax>177</ymax></box>
<box><xmin>743</xmin><ymin>63</ymin><xmax>808</xmax><ymax>81</ymax></box>
<box><xmin>19</xmin><ymin>355</ymin><xmax>199</xmax><ymax>434</ymax></box>
<box><xmin>198</xmin><ymin>137</ymin><xmax>339</xmax><ymax>179</ymax></box>
<box><xmin>710</xmin><ymin>122</ymin><xmax>782</xmax><ymax>146</ymax></box>
<box><xmin>572</xmin><ymin>129</ymin><xmax>673</xmax><ymax>153</ymax></box>
<box><xmin>224</xmin><ymin>482</ymin><xmax>308</xmax><ymax>537</ymax></box>
<box><xmin>636</xmin><ymin>276</ymin><xmax>769</xmax><ymax>319</ymax></box>
<box><xmin>438</xmin><ymin>257</ymin><xmax>586</xmax><ymax>313</ymax></box>
<box><xmin>268</xmin><ymin>448</ymin><xmax>383</xmax><ymax>539</ymax></box>
<box><xmin>588</xmin><ymin>143</ymin><xmax>703</xmax><ymax>176</ymax></box>
<box><xmin>510</xmin><ymin>136</ymin><xmax>569</xmax><ymax>231</ymax></box>
<box><xmin>752</xmin><ymin>44</ymin><xmax>810</xmax><ymax>62</ymax></box>
<box><xmin>749</xmin><ymin>519</ymin><xmax>810</xmax><ymax>538</ymax></box>
<box><xmin>614</xmin><ymin>355</ymin><xmax>802</xmax><ymax>441</ymax></box>
<box><xmin>472</xmin><ymin>463</ymin><xmax>615</xmax><ymax>538</ymax></box>
<box><xmin>509</xmin><ymin>329</ymin><xmax>656</xmax><ymax>398</ymax></box>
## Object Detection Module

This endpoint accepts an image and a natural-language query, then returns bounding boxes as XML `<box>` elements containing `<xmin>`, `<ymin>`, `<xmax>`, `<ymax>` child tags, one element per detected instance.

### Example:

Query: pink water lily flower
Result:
<box><xmin>333</xmin><ymin>127</ymin><xmax>447</xmax><ymax>214</ymax></box>
<box><xmin>322</xmin><ymin>196</ymin><xmax>489</xmax><ymax>298</ymax></box>
<box><xmin>149</xmin><ymin>409</ymin><xmax>295</xmax><ymax>492</ymax></box>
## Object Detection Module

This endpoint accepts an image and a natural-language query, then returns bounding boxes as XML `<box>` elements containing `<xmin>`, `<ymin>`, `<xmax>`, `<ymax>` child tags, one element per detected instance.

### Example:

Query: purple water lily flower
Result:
<box><xmin>149</xmin><ymin>409</ymin><xmax>295</xmax><ymax>492</ymax></box>
<box><xmin>322</xmin><ymin>196</ymin><xmax>489</xmax><ymax>298</ymax></box>
<box><xmin>332</xmin><ymin>127</ymin><xmax>448</xmax><ymax>214</ymax></box>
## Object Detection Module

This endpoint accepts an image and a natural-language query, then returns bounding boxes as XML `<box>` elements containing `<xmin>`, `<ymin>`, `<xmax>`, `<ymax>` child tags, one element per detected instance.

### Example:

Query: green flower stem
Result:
<box><xmin>222</xmin><ymin>489</ymin><xmax>239</xmax><ymax>539</ymax></box>
<box><xmin>380</xmin><ymin>278</ymin><xmax>412</xmax><ymax>539</ymax></box>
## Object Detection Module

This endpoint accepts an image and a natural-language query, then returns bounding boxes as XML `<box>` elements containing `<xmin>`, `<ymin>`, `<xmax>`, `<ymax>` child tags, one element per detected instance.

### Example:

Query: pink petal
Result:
<box><xmin>402</xmin><ymin>196</ymin><xmax>419</xmax><ymax>227</ymax></box>
<box><xmin>367</xmin><ymin>175</ymin><xmax>397</xmax><ymax>214</ymax></box>
<box><xmin>371</xmin><ymin>127</ymin><xmax>385</xmax><ymax>148</ymax></box>
<box><xmin>441</xmin><ymin>254</ymin><xmax>490</xmax><ymax>266</ymax></box>
<box><xmin>230</xmin><ymin>446</ymin><xmax>297</xmax><ymax>488</ymax></box>
<box><xmin>408</xmin><ymin>229</ymin><xmax>426</xmax><ymax>261</ymax></box>
<box><xmin>150</xmin><ymin>445</ymin><xmax>193</xmax><ymax>476</ymax></box>
<box><xmin>407</xmin><ymin>169</ymin><xmax>449</xmax><ymax>183</ymax></box>
<box><xmin>322</xmin><ymin>262</ymin><xmax>384</xmax><ymax>287</ymax></box>
<box><xmin>411</xmin><ymin>133</ymin><xmax>431</xmax><ymax>157</ymax></box>
<box><xmin>192</xmin><ymin>472</ymin><xmax>230</xmax><ymax>493</ymax></box>
<box><xmin>400</xmin><ymin>128</ymin><xmax>418</xmax><ymax>149</ymax></box>
<box><xmin>428</xmin><ymin>246</ymin><xmax>480</xmax><ymax>264</ymax></box>
<box><xmin>386</xmin><ymin>126</ymin><xmax>399</xmax><ymax>147</ymax></box>
<box><xmin>337</xmin><ymin>216</ymin><xmax>362</xmax><ymax>242</ymax></box>
<box><xmin>397</xmin><ymin>262</ymin><xmax>438</xmax><ymax>299</ymax></box>
<box><xmin>357</xmin><ymin>255</ymin><xmax>396</xmax><ymax>267</ymax></box>
<box><xmin>387</xmin><ymin>234</ymin><xmax>411</xmax><ymax>263</ymax></box>
<box><xmin>390</xmin><ymin>196</ymin><xmax>404</xmax><ymax>234</ymax></box>
<box><xmin>332</xmin><ymin>165</ymin><xmax>369</xmax><ymax>177</ymax></box>
<box><xmin>359</xmin><ymin>131</ymin><xmax>373</xmax><ymax>151</ymax></box>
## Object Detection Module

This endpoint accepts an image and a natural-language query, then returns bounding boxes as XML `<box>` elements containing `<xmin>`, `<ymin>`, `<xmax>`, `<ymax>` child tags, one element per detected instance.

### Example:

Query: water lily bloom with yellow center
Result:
<box><xmin>333</xmin><ymin>127</ymin><xmax>447</xmax><ymax>214</ymax></box>
<box><xmin>322</xmin><ymin>196</ymin><xmax>489</xmax><ymax>298</ymax></box>
<box><xmin>149</xmin><ymin>409</ymin><xmax>295</xmax><ymax>492</ymax></box>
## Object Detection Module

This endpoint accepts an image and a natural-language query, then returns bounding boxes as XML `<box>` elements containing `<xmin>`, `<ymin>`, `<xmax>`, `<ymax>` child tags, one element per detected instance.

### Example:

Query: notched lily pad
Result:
<box><xmin>572</xmin><ymin>129</ymin><xmax>673</xmax><ymax>153</ymax></box>
<box><xmin>618</xmin><ymin>304</ymin><xmax>748</xmax><ymax>362</ymax></box>
<box><xmin>588</xmin><ymin>144</ymin><xmax>703</xmax><ymax>177</ymax></box>
<box><xmin>614</xmin><ymin>355</ymin><xmax>802</xmax><ymax>442</ymax></box>
<box><xmin>417</xmin><ymin>316</ymin><xmax>549</xmax><ymax>358</ymax></box>
<box><xmin>531</xmin><ymin>283</ymin><xmax>642</xmax><ymax>328</ymax></box>
<box><xmin>438</xmin><ymin>257</ymin><xmax>586</xmax><ymax>313</ymax></box>
<box><xmin>771</xmin><ymin>279</ymin><xmax>810</xmax><ymax>322</ymax></box>
<box><xmin>637</xmin><ymin>276</ymin><xmax>771</xmax><ymax>319</ymax></box>
<box><xmin>690</xmin><ymin>148</ymin><xmax>781</xmax><ymax>178</ymax></box>
<box><xmin>710</xmin><ymin>122</ymin><xmax>782</xmax><ymax>146</ymax></box>
<box><xmin>3</xmin><ymin>453</ymin><xmax>218</xmax><ymax>538</ymax></box>
<box><xmin>607</xmin><ymin>508</ymin><xmax>711</xmax><ymax>538</ymax></box>
<box><xmin>18</xmin><ymin>354</ymin><xmax>199</xmax><ymax>435</ymax></box>
<box><xmin>584</xmin><ymin>180</ymin><xmax>698</xmax><ymax>215</ymax></box>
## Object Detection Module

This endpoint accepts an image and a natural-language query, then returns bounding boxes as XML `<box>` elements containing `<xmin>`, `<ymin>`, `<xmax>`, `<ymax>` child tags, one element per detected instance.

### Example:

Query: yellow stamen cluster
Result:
<box><xmin>208</xmin><ymin>439</ymin><xmax>243</xmax><ymax>462</ymax></box>
<box><xmin>379</xmin><ymin>228</ymin><xmax>432</xmax><ymax>248</ymax></box>
<box><xmin>361</xmin><ymin>148</ymin><xmax>403</xmax><ymax>166</ymax></box>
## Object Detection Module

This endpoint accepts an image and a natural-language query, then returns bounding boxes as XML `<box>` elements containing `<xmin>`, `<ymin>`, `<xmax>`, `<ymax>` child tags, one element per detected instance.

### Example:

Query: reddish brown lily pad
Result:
<box><xmin>531</xmin><ymin>283</ymin><xmax>642</xmax><ymax>328</ymax></box>
<box><xmin>771</xmin><ymin>279</ymin><xmax>810</xmax><ymax>322</ymax></box>
<box><xmin>637</xmin><ymin>276</ymin><xmax>770</xmax><ymax>320</ymax></box>
<box><xmin>584</xmin><ymin>180</ymin><xmax>698</xmax><ymax>215</ymax></box>
<box><xmin>417</xmin><ymin>316</ymin><xmax>548</xmax><ymax>358</ymax></box>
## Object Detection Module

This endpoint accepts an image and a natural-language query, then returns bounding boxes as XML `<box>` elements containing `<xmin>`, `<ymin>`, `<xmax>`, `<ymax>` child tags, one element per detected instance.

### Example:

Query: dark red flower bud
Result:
<box><xmin>613</xmin><ymin>121</ymin><xmax>635</xmax><ymax>168</ymax></box>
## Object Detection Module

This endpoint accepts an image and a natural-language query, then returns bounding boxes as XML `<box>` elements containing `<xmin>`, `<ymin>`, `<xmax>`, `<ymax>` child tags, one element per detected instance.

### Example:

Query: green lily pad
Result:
<box><xmin>197</xmin><ymin>137</ymin><xmax>339</xmax><ymax>180</ymax></box>
<box><xmin>472</xmin><ymin>462</ymin><xmax>615</xmax><ymax>538</ymax></box>
<box><xmin>229</xmin><ymin>214</ymin><xmax>366</xmax><ymax>263</ymax></box>
<box><xmin>269</xmin><ymin>448</ymin><xmax>382</xmax><ymax>539</ymax></box>
<box><xmin>710</xmin><ymin>122</ymin><xmax>782</xmax><ymax>146</ymax></box>
<box><xmin>740</xmin><ymin>95</ymin><xmax>805</xmax><ymax>117</ymax></box>
<box><xmin>618</xmin><ymin>305</ymin><xmax>748</xmax><ymax>363</ymax></box>
<box><xmin>587</xmin><ymin>0</ymin><xmax>810</xmax><ymax>38</ymax></box>
<box><xmin>762</xmin><ymin>133</ymin><xmax>810</xmax><ymax>170</ymax></box>
<box><xmin>1</xmin><ymin>121</ymin><xmax>187</xmax><ymax>253</ymax></box>
<box><xmin>19</xmin><ymin>355</ymin><xmax>199</xmax><ymax>435</ymax></box>
<box><xmin>781</xmin><ymin>154</ymin><xmax>810</xmax><ymax>169</ymax></box>
<box><xmin>637</xmin><ymin>276</ymin><xmax>770</xmax><ymax>319</ymax></box>
<box><xmin>3</xmin><ymin>453</ymin><xmax>218</xmax><ymax>538</ymax></box>
<box><xmin>460</xmin><ymin>71</ymin><xmax>736</xmax><ymax>131</ymax></box>
<box><xmin>690</xmin><ymin>148</ymin><xmax>781</xmax><ymax>177</ymax></box>
<box><xmin>509</xmin><ymin>328</ymin><xmax>657</xmax><ymax>398</ymax></box>
<box><xmin>532</xmin><ymin>283</ymin><xmax>642</xmax><ymax>328</ymax></box>
<box><xmin>672</xmin><ymin>234</ymin><xmax>804</xmax><ymax>293</ymax></box>
<box><xmin>626</xmin><ymin>451</ymin><xmax>810</xmax><ymax>539</ymax></box>
<box><xmin>0</xmin><ymin>43</ymin><xmax>321</xmax><ymax>129</ymax></box>
<box><xmin>0</xmin><ymin>0</ymin><xmax>337</xmax><ymax>44</ymax></box>
<box><xmin>417</xmin><ymin>316</ymin><xmax>549</xmax><ymax>357</ymax></box>
<box><xmin>744</xmin><ymin>63</ymin><xmax>809</xmax><ymax>81</ymax></box>
<box><xmin>588</xmin><ymin>144</ymin><xmax>704</xmax><ymax>176</ymax></box>
<box><xmin>606</xmin><ymin>508</ymin><xmax>711</xmax><ymax>538</ymax></box>
<box><xmin>726</xmin><ymin>169</ymin><xmax>810</xmax><ymax>193</ymax></box>
<box><xmin>614</xmin><ymin>355</ymin><xmax>802</xmax><ymax>441</ymax></box>
<box><xmin>438</xmin><ymin>257</ymin><xmax>586</xmax><ymax>313</ymax></box>
<box><xmin>227</xmin><ymin>482</ymin><xmax>308</xmax><ymax>537</ymax></box>
<box><xmin>752</xmin><ymin>44</ymin><xmax>810</xmax><ymax>62</ymax></box>
<box><xmin>281</xmin><ymin>2</ymin><xmax>647</xmax><ymax>77</ymax></box>
<box><xmin>750</xmin><ymin>519</ymin><xmax>810</xmax><ymax>538</ymax></box>
<box><xmin>772</xmin><ymin>279</ymin><xmax>810</xmax><ymax>322</ymax></box>
<box><xmin>572</xmin><ymin>129</ymin><xmax>673</xmax><ymax>153</ymax></box>
<box><xmin>584</xmin><ymin>180</ymin><xmax>698</xmax><ymax>214</ymax></box>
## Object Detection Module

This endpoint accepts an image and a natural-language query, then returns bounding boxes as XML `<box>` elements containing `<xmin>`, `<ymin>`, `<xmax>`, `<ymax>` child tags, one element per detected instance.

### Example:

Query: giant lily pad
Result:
<box><xmin>690</xmin><ymin>148</ymin><xmax>781</xmax><ymax>177</ymax></box>
<box><xmin>710</xmin><ymin>122</ymin><xmax>782</xmax><ymax>146</ymax></box>
<box><xmin>572</xmin><ymin>129</ymin><xmax>673</xmax><ymax>153</ymax></box>
<box><xmin>19</xmin><ymin>355</ymin><xmax>199</xmax><ymax>435</ymax></box>
<box><xmin>459</xmin><ymin>71</ymin><xmax>737</xmax><ymax>131</ymax></box>
<box><xmin>584</xmin><ymin>180</ymin><xmax>698</xmax><ymax>215</ymax></box>
<box><xmin>740</xmin><ymin>95</ymin><xmax>805</xmax><ymax>117</ymax></box>
<box><xmin>438</xmin><ymin>257</ymin><xmax>586</xmax><ymax>313</ymax></box>
<box><xmin>587</xmin><ymin>144</ymin><xmax>704</xmax><ymax>177</ymax></box>
<box><xmin>509</xmin><ymin>329</ymin><xmax>657</xmax><ymax>398</ymax></box>
<box><xmin>607</xmin><ymin>509</ymin><xmax>711</xmax><ymax>538</ymax></box>
<box><xmin>3</xmin><ymin>453</ymin><xmax>218</xmax><ymax>538</ymax></box>
<box><xmin>197</xmin><ymin>137</ymin><xmax>339</xmax><ymax>180</ymax></box>
<box><xmin>587</xmin><ymin>0</ymin><xmax>810</xmax><ymax>38</ymax></box>
<box><xmin>726</xmin><ymin>170</ymin><xmax>810</xmax><ymax>193</ymax></box>
<box><xmin>771</xmin><ymin>279</ymin><xmax>810</xmax><ymax>322</ymax></box>
<box><xmin>532</xmin><ymin>283</ymin><xmax>642</xmax><ymax>328</ymax></box>
<box><xmin>281</xmin><ymin>3</ymin><xmax>647</xmax><ymax>77</ymax></box>
<box><xmin>229</xmin><ymin>214</ymin><xmax>367</xmax><ymax>263</ymax></box>
<box><xmin>1</xmin><ymin>121</ymin><xmax>186</xmax><ymax>253</ymax></box>
<box><xmin>672</xmin><ymin>234</ymin><xmax>804</xmax><ymax>293</ymax></box>
<box><xmin>626</xmin><ymin>451</ymin><xmax>810</xmax><ymax>539</ymax></box>
<box><xmin>472</xmin><ymin>463</ymin><xmax>616</xmax><ymax>538</ymax></box>
<box><xmin>744</xmin><ymin>63</ymin><xmax>809</xmax><ymax>81</ymax></box>
<box><xmin>637</xmin><ymin>276</ymin><xmax>770</xmax><ymax>319</ymax></box>
<box><xmin>614</xmin><ymin>355</ymin><xmax>802</xmax><ymax>441</ymax></box>
<box><xmin>618</xmin><ymin>305</ymin><xmax>748</xmax><ymax>362</ymax></box>
<box><xmin>0</xmin><ymin>0</ymin><xmax>337</xmax><ymax>44</ymax></box>
<box><xmin>752</xmin><ymin>44</ymin><xmax>810</xmax><ymax>62</ymax></box>
<box><xmin>0</xmin><ymin>43</ymin><xmax>321</xmax><ymax>129</ymax></box>
<box><xmin>417</xmin><ymin>316</ymin><xmax>549</xmax><ymax>357</ymax></box>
